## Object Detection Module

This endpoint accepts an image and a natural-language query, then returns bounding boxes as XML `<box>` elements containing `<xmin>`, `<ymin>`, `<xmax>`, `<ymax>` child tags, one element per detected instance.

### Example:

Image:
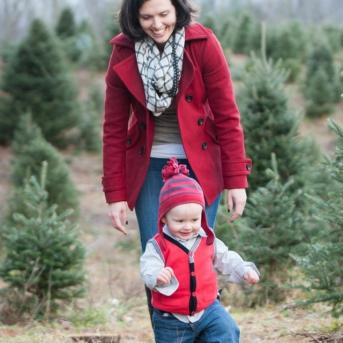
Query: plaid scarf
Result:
<box><xmin>135</xmin><ymin>28</ymin><xmax>185</xmax><ymax>116</ymax></box>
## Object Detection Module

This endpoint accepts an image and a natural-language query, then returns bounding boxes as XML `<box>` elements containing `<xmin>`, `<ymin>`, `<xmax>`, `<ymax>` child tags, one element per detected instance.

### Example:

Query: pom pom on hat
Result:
<box><xmin>161</xmin><ymin>157</ymin><xmax>190</xmax><ymax>182</ymax></box>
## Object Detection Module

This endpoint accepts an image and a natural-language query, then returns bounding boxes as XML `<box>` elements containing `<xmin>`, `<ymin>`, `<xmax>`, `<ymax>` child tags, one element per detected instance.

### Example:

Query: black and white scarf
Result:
<box><xmin>135</xmin><ymin>28</ymin><xmax>185</xmax><ymax>116</ymax></box>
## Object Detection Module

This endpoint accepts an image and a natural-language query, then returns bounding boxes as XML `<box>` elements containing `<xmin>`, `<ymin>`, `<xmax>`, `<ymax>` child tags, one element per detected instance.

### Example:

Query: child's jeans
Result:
<box><xmin>152</xmin><ymin>300</ymin><xmax>240</xmax><ymax>343</ymax></box>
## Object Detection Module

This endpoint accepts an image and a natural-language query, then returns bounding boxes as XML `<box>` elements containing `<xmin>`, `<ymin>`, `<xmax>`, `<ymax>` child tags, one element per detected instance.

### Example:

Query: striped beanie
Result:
<box><xmin>158</xmin><ymin>158</ymin><xmax>214</xmax><ymax>244</ymax></box>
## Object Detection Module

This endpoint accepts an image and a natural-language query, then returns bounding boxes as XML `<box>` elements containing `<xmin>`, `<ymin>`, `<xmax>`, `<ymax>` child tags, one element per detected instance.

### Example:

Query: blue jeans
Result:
<box><xmin>135</xmin><ymin>158</ymin><xmax>221</xmax><ymax>251</ymax></box>
<box><xmin>152</xmin><ymin>300</ymin><xmax>240</xmax><ymax>343</ymax></box>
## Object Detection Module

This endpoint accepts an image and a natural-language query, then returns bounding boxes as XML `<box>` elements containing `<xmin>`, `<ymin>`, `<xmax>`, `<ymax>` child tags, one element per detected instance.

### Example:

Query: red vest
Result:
<box><xmin>151</xmin><ymin>233</ymin><xmax>218</xmax><ymax>315</ymax></box>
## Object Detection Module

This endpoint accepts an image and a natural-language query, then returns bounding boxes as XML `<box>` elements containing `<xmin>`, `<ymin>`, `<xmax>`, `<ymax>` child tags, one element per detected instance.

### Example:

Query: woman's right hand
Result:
<box><xmin>108</xmin><ymin>201</ymin><xmax>128</xmax><ymax>235</ymax></box>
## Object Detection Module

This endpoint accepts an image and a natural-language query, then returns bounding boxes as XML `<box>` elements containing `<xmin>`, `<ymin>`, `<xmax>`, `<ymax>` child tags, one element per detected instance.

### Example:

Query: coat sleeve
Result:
<box><xmin>201</xmin><ymin>31</ymin><xmax>251</xmax><ymax>189</ymax></box>
<box><xmin>102</xmin><ymin>45</ymin><xmax>131</xmax><ymax>203</ymax></box>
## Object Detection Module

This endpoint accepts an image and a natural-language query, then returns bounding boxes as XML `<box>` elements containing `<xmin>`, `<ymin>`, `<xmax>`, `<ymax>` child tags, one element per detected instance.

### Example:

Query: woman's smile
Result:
<box><xmin>139</xmin><ymin>0</ymin><xmax>177</xmax><ymax>44</ymax></box>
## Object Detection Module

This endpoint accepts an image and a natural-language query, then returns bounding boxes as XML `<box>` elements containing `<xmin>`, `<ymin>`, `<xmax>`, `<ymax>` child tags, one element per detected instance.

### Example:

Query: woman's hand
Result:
<box><xmin>108</xmin><ymin>201</ymin><xmax>128</xmax><ymax>235</ymax></box>
<box><xmin>226</xmin><ymin>188</ymin><xmax>247</xmax><ymax>222</ymax></box>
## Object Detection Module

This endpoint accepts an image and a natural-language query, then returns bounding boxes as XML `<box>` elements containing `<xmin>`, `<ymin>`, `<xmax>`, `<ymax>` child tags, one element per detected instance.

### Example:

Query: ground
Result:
<box><xmin>0</xmin><ymin>67</ymin><xmax>342</xmax><ymax>342</ymax></box>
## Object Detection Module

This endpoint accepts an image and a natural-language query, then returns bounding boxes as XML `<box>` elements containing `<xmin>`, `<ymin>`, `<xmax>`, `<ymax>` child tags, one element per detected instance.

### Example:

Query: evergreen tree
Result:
<box><xmin>266</xmin><ymin>22</ymin><xmax>306</xmax><ymax>82</ymax></box>
<box><xmin>218</xmin><ymin>16</ymin><xmax>237</xmax><ymax>50</ymax></box>
<box><xmin>1</xmin><ymin>19</ymin><xmax>79</xmax><ymax>146</ymax></box>
<box><xmin>303</xmin><ymin>39</ymin><xmax>340</xmax><ymax>110</ymax></box>
<box><xmin>0</xmin><ymin>163</ymin><xmax>85</xmax><ymax>318</ymax></box>
<box><xmin>323</xmin><ymin>25</ymin><xmax>343</xmax><ymax>54</ymax></box>
<box><xmin>77</xmin><ymin>86</ymin><xmax>102</xmax><ymax>152</ymax></box>
<box><xmin>56</xmin><ymin>7</ymin><xmax>77</xmax><ymax>39</ymax></box>
<box><xmin>237</xmin><ymin>57</ymin><xmax>310</xmax><ymax>192</ymax></box>
<box><xmin>232</xmin><ymin>13</ymin><xmax>255</xmax><ymax>54</ymax></box>
<box><xmin>294</xmin><ymin>121</ymin><xmax>343</xmax><ymax>317</ymax></box>
<box><xmin>305</xmin><ymin>68</ymin><xmax>335</xmax><ymax>118</ymax></box>
<box><xmin>10</xmin><ymin>114</ymin><xmax>78</xmax><ymax>216</ymax></box>
<box><xmin>217</xmin><ymin>156</ymin><xmax>307</xmax><ymax>305</ymax></box>
<box><xmin>103</xmin><ymin>15</ymin><xmax>121</xmax><ymax>70</ymax></box>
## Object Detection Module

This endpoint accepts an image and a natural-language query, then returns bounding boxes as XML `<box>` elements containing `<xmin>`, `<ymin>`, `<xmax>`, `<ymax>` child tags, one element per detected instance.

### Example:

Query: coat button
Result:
<box><xmin>201</xmin><ymin>142</ymin><xmax>208</xmax><ymax>150</ymax></box>
<box><xmin>246</xmin><ymin>164</ymin><xmax>252</xmax><ymax>171</ymax></box>
<box><xmin>139</xmin><ymin>122</ymin><xmax>146</xmax><ymax>130</ymax></box>
<box><xmin>197</xmin><ymin>118</ymin><xmax>204</xmax><ymax>126</ymax></box>
<box><xmin>127</xmin><ymin>138</ymin><xmax>132</xmax><ymax>146</ymax></box>
<box><xmin>139</xmin><ymin>146</ymin><xmax>145</xmax><ymax>155</ymax></box>
<box><xmin>185</xmin><ymin>95</ymin><xmax>193</xmax><ymax>102</ymax></box>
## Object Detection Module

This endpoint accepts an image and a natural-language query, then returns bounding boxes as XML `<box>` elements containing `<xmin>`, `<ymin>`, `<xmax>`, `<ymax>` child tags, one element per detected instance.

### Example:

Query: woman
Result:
<box><xmin>102</xmin><ymin>0</ymin><xmax>251</xmax><ymax>250</ymax></box>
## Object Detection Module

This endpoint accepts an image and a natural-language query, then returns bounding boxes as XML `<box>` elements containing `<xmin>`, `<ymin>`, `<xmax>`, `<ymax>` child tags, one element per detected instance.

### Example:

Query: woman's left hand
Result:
<box><xmin>226</xmin><ymin>188</ymin><xmax>247</xmax><ymax>222</ymax></box>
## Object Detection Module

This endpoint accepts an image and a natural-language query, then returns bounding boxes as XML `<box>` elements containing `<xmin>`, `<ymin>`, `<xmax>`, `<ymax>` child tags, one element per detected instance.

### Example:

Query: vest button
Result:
<box><xmin>139</xmin><ymin>122</ymin><xmax>146</xmax><ymax>130</ymax></box>
<box><xmin>201</xmin><ymin>142</ymin><xmax>208</xmax><ymax>150</ymax></box>
<box><xmin>127</xmin><ymin>138</ymin><xmax>132</xmax><ymax>146</ymax></box>
<box><xmin>197</xmin><ymin>118</ymin><xmax>204</xmax><ymax>126</ymax></box>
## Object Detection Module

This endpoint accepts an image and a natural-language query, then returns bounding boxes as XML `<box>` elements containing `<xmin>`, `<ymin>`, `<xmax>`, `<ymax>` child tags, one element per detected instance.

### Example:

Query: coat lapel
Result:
<box><xmin>113</xmin><ymin>54</ymin><xmax>147</xmax><ymax>108</ymax></box>
<box><xmin>176</xmin><ymin>49</ymin><xmax>195</xmax><ymax>104</ymax></box>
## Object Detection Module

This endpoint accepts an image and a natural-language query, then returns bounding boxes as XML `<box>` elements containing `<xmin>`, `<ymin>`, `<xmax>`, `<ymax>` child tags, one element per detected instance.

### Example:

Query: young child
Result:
<box><xmin>140</xmin><ymin>158</ymin><xmax>260</xmax><ymax>343</ymax></box>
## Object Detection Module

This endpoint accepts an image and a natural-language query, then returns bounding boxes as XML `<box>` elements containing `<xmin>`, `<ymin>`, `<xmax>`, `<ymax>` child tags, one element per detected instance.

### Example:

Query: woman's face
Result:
<box><xmin>138</xmin><ymin>0</ymin><xmax>177</xmax><ymax>44</ymax></box>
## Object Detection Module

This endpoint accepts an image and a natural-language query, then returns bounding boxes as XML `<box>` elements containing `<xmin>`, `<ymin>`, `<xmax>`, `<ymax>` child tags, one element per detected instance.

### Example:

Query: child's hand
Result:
<box><xmin>156</xmin><ymin>267</ymin><xmax>175</xmax><ymax>287</ymax></box>
<box><xmin>243</xmin><ymin>269</ymin><xmax>260</xmax><ymax>284</ymax></box>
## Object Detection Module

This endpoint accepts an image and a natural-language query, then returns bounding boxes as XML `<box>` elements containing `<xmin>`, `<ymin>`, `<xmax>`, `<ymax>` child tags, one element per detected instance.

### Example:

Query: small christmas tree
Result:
<box><xmin>232</xmin><ymin>13</ymin><xmax>255</xmax><ymax>54</ymax></box>
<box><xmin>56</xmin><ymin>7</ymin><xmax>77</xmax><ymax>39</ymax></box>
<box><xmin>0</xmin><ymin>163</ymin><xmax>85</xmax><ymax>318</ymax></box>
<box><xmin>303</xmin><ymin>39</ymin><xmax>340</xmax><ymax>113</ymax></box>
<box><xmin>217</xmin><ymin>156</ymin><xmax>307</xmax><ymax>305</ymax></box>
<box><xmin>77</xmin><ymin>86</ymin><xmax>102</xmax><ymax>152</ymax></box>
<box><xmin>305</xmin><ymin>68</ymin><xmax>335</xmax><ymax>118</ymax></box>
<box><xmin>103</xmin><ymin>15</ymin><xmax>121</xmax><ymax>70</ymax></box>
<box><xmin>10</xmin><ymin>114</ymin><xmax>78</xmax><ymax>216</ymax></box>
<box><xmin>266</xmin><ymin>22</ymin><xmax>306</xmax><ymax>82</ymax></box>
<box><xmin>294</xmin><ymin>120</ymin><xmax>343</xmax><ymax>317</ymax></box>
<box><xmin>1</xmin><ymin>19</ymin><xmax>79</xmax><ymax>146</ymax></box>
<box><xmin>238</xmin><ymin>56</ymin><xmax>312</xmax><ymax>192</ymax></box>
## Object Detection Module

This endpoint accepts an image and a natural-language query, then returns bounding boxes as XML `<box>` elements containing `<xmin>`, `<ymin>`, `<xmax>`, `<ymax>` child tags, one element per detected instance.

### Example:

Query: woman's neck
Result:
<box><xmin>155</xmin><ymin>42</ymin><xmax>166</xmax><ymax>53</ymax></box>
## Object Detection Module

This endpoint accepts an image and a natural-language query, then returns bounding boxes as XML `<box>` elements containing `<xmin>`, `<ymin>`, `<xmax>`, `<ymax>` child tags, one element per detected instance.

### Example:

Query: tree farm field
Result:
<box><xmin>0</xmin><ymin>66</ymin><xmax>342</xmax><ymax>342</ymax></box>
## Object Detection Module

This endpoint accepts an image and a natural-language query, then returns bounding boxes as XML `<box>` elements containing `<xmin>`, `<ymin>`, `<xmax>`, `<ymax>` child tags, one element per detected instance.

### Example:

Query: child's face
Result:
<box><xmin>162</xmin><ymin>203</ymin><xmax>203</xmax><ymax>240</ymax></box>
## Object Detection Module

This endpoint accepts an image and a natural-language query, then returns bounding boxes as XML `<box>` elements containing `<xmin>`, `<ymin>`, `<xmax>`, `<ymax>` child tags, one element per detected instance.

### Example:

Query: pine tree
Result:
<box><xmin>103</xmin><ymin>15</ymin><xmax>121</xmax><ymax>70</ymax></box>
<box><xmin>294</xmin><ymin>121</ymin><xmax>343</xmax><ymax>317</ymax></box>
<box><xmin>1</xmin><ymin>19</ymin><xmax>79</xmax><ymax>146</ymax></box>
<box><xmin>77</xmin><ymin>86</ymin><xmax>102</xmax><ymax>152</ymax></box>
<box><xmin>237</xmin><ymin>57</ymin><xmax>311</xmax><ymax>192</ymax></box>
<box><xmin>0</xmin><ymin>163</ymin><xmax>85</xmax><ymax>318</ymax></box>
<box><xmin>10</xmin><ymin>114</ymin><xmax>78</xmax><ymax>216</ymax></box>
<box><xmin>305</xmin><ymin>68</ymin><xmax>335</xmax><ymax>118</ymax></box>
<box><xmin>266</xmin><ymin>22</ymin><xmax>306</xmax><ymax>82</ymax></box>
<box><xmin>303</xmin><ymin>39</ymin><xmax>340</xmax><ymax>111</ymax></box>
<box><xmin>232</xmin><ymin>13</ymin><xmax>255</xmax><ymax>54</ymax></box>
<box><xmin>216</xmin><ymin>156</ymin><xmax>307</xmax><ymax>305</ymax></box>
<box><xmin>56</xmin><ymin>7</ymin><xmax>77</xmax><ymax>39</ymax></box>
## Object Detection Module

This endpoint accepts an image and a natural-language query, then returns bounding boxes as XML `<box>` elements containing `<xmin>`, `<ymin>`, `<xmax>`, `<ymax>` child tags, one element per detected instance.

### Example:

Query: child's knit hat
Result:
<box><xmin>158</xmin><ymin>158</ymin><xmax>214</xmax><ymax>244</ymax></box>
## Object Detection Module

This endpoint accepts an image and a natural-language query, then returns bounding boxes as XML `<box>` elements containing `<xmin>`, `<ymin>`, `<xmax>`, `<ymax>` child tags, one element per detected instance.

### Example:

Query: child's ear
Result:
<box><xmin>161</xmin><ymin>217</ymin><xmax>166</xmax><ymax>224</ymax></box>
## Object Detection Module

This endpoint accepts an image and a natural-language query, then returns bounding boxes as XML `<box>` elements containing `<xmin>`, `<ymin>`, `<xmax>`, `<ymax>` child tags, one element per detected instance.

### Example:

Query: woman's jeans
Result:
<box><xmin>135</xmin><ymin>158</ymin><xmax>221</xmax><ymax>251</ymax></box>
<box><xmin>152</xmin><ymin>300</ymin><xmax>240</xmax><ymax>343</ymax></box>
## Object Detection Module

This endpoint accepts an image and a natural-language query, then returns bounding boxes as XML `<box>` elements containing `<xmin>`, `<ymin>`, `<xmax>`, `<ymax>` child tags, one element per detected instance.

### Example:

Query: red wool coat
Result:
<box><xmin>102</xmin><ymin>23</ymin><xmax>251</xmax><ymax>209</ymax></box>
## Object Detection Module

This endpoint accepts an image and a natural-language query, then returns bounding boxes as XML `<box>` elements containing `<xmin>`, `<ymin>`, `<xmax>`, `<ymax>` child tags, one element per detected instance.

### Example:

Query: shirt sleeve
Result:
<box><xmin>214</xmin><ymin>238</ymin><xmax>260</xmax><ymax>283</ymax></box>
<box><xmin>140</xmin><ymin>241</ymin><xmax>179</xmax><ymax>295</ymax></box>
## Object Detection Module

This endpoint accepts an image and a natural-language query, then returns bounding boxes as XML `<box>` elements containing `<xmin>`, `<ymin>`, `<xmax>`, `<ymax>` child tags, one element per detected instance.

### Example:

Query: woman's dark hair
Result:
<box><xmin>119</xmin><ymin>0</ymin><xmax>197</xmax><ymax>41</ymax></box>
